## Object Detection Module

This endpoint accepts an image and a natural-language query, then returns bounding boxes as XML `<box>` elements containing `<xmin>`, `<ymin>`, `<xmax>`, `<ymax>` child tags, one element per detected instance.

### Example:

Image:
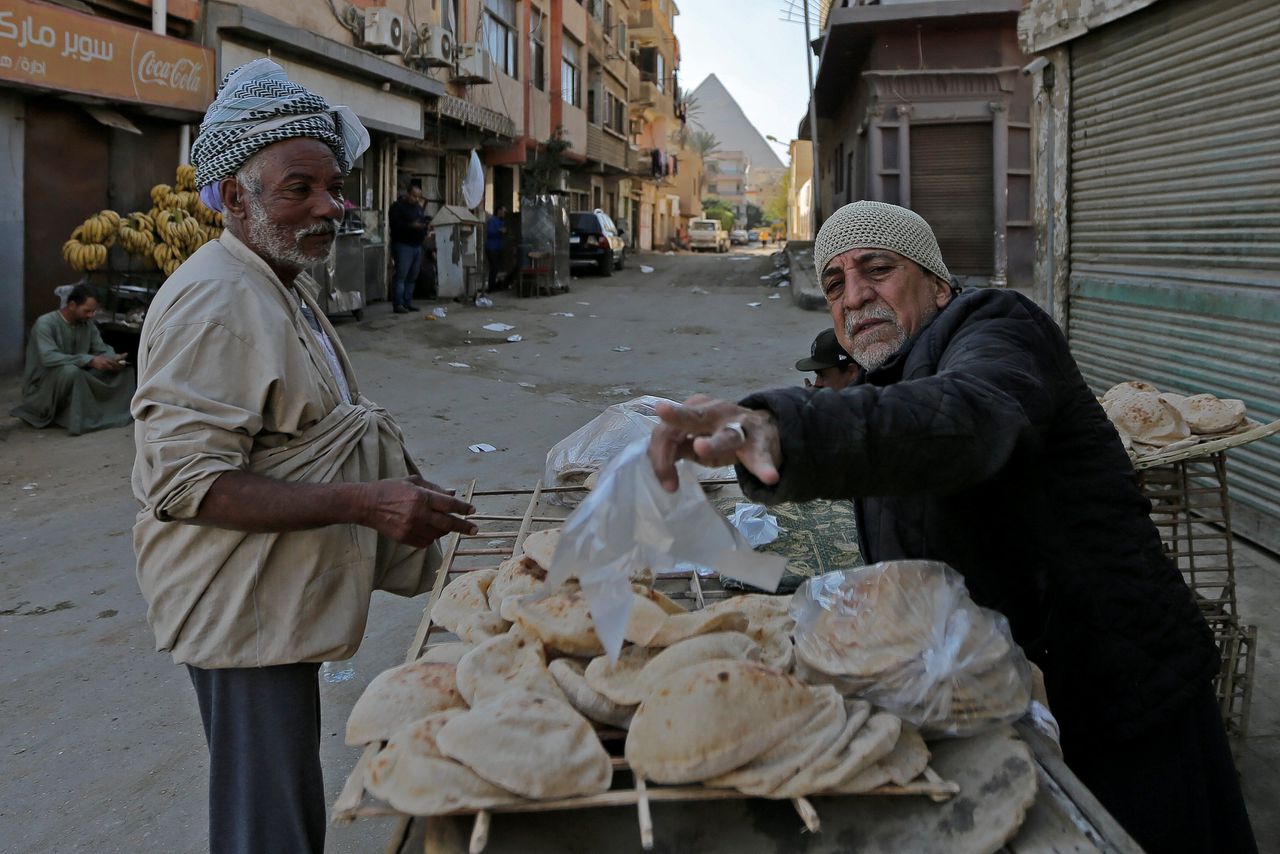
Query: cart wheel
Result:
<box><xmin>351</xmin><ymin>309</ymin><xmax>364</xmax><ymax>321</ymax></box>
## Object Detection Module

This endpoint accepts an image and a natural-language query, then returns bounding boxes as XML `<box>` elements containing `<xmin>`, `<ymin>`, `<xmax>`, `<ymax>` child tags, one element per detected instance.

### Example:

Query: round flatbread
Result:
<box><xmin>520</xmin><ymin>528</ymin><xmax>561</xmax><ymax>571</ymax></box>
<box><xmin>584</xmin><ymin>645</ymin><xmax>660</xmax><ymax>706</ymax></box>
<box><xmin>1166</xmin><ymin>393</ymin><xmax>1246</xmax><ymax>434</ymax></box>
<box><xmin>365</xmin><ymin>711</ymin><xmax>520</xmax><ymax>815</ymax></box>
<box><xmin>346</xmin><ymin>661</ymin><xmax>466</xmax><ymax>746</ymax></box>
<box><xmin>504</xmin><ymin>589</ymin><xmax>603</xmax><ymax>656</ymax></box>
<box><xmin>704</xmin><ymin>685</ymin><xmax>846</xmax><ymax>795</ymax></box>
<box><xmin>625</xmin><ymin>660</ymin><xmax>817</xmax><ymax>784</ymax></box>
<box><xmin>436</xmin><ymin>692</ymin><xmax>613</xmax><ymax>800</ymax></box>
<box><xmin>1103</xmin><ymin>379</ymin><xmax>1159</xmax><ymax>403</ymax></box>
<box><xmin>416</xmin><ymin>642</ymin><xmax>475</xmax><ymax>665</ymax></box>
<box><xmin>487</xmin><ymin>555</ymin><xmax>547</xmax><ymax>612</ymax></box>
<box><xmin>455</xmin><ymin>630</ymin><xmax>564</xmax><ymax>706</ymax></box>
<box><xmin>430</xmin><ymin>570</ymin><xmax>498</xmax><ymax>636</ymax></box>
<box><xmin>1104</xmin><ymin>391</ymin><xmax>1190</xmax><ymax>447</ymax></box>
<box><xmin>549</xmin><ymin>658</ymin><xmax>636</xmax><ymax>729</ymax></box>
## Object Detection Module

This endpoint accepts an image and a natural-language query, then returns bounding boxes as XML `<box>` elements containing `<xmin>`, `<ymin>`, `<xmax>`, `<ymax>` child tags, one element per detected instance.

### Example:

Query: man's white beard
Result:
<box><xmin>245</xmin><ymin>196</ymin><xmax>336</xmax><ymax>269</ymax></box>
<box><xmin>843</xmin><ymin>303</ymin><xmax>937</xmax><ymax>371</ymax></box>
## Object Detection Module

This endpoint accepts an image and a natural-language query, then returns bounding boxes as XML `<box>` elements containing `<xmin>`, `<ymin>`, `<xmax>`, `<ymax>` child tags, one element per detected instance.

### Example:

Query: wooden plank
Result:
<box><xmin>405</xmin><ymin>481</ymin><xmax>477</xmax><ymax>663</ymax></box>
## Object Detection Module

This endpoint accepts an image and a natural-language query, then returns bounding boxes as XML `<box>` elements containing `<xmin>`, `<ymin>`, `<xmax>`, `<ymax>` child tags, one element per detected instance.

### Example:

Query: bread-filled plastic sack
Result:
<box><xmin>791</xmin><ymin>561</ymin><xmax>1031</xmax><ymax>737</ymax></box>
<box><xmin>548</xmin><ymin>439</ymin><xmax>785</xmax><ymax>661</ymax></box>
<box><xmin>543</xmin><ymin>396</ymin><xmax>732</xmax><ymax>506</ymax></box>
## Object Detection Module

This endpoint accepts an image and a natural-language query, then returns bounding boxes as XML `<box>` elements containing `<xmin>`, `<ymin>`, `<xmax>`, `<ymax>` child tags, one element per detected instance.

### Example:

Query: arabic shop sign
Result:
<box><xmin>0</xmin><ymin>0</ymin><xmax>213</xmax><ymax>113</ymax></box>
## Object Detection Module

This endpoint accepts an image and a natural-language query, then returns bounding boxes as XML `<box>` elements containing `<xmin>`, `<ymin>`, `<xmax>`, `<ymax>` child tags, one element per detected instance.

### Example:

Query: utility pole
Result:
<box><xmin>802</xmin><ymin>0</ymin><xmax>820</xmax><ymax>237</ymax></box>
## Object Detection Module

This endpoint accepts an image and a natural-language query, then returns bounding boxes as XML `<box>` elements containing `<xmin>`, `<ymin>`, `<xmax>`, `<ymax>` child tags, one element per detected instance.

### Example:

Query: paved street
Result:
<box><xmin>1</xmin><ymin>247</ymin><xmax>1277</xmax><ymax>852</ymax></box>
<box><xmin>0</xmin><ymin>246</ymin><xmax>810</xmax><ymax>852</ymax></box>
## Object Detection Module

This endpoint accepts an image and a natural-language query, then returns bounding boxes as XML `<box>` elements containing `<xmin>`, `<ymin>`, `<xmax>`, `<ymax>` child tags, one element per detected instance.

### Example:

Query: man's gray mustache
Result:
<box><xmin>298</xmin><ymin>221</ymin><xmax>338</xmax><ymax>237</ymax></box>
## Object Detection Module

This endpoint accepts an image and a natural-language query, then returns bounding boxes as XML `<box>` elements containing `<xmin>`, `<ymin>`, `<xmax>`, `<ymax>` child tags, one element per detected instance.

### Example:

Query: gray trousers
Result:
<box><xmin>187</xmin><ymin>663</ymin><xmax>326</xmax><ymax>854</ymax></box>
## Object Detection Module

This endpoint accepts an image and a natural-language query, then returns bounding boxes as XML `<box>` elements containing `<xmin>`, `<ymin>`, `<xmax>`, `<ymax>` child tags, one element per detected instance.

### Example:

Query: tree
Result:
<box><xmin>522</xmin><ymin>129</ymin><xmax>572</xmax><ymax>197</ymax></box>
<box><xmin>763</xmin><ymin>171</ymin><xmax>790</xmax><ymax>227</ymax></box>
<box><xmin>702</xmin><ymin>197</ymin><xmax>735</xmax><ymax>232</ymax></box>
<box><xmin>686</xmin><ymin>130</ymin><xmax>721</xmax><ymax>204</ymax></box>
<box><xmin>744</xmin><ymin>203</ymin><xmax>766</xmax><ymax>229</ymax></box>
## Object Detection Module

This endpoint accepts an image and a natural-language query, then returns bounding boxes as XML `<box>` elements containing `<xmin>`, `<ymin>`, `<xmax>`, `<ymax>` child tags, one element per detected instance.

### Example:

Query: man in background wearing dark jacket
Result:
<box><xmin>648</xmin><ymin>201</ymin><xmax>1255</xmax><ymax>854</ymax></box>
<box><xmin>388</xmin><ymin>182</ymin><xmax>428</xmax><ymax>313</ymax></box>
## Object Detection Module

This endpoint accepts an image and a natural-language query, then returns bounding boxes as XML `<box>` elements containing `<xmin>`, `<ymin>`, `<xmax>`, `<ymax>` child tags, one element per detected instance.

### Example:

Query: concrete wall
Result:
<box><xmin>0</xmin><ymin>92</ymin><xmax>23</xmax><ymax>374</ymax></box>
<box><xmin>1029</xmin><ymin>46</ymin><xmax>1070</xmax><ymax>326</ymax></box>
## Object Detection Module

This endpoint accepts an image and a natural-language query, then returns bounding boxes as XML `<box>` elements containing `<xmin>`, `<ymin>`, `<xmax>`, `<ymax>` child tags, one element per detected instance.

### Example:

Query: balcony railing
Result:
<box><xmin>587</xmin><ymin>124</ymin><xmax>629</xmax><ymax>171</ymax></box>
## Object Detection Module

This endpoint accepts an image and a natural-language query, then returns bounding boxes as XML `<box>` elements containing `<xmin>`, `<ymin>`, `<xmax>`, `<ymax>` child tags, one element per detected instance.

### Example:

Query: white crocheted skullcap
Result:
<box><xmin>814</xmin><ymin>201</ymin><xmax>951</xmax><ymax>283</ymax></box>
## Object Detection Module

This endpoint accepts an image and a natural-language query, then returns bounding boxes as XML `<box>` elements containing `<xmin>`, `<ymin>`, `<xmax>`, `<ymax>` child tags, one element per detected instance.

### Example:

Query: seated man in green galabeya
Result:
<box><xmin>11</xmin><ymin>284</ymin><xmax>134</xmax><ymax>435</ymax></box>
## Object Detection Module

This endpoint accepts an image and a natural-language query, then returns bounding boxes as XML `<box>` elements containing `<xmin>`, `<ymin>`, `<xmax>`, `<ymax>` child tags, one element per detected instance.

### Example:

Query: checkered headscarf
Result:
<box><xmin>190</xmin><ymin>59</ymin><xmax>370</xmax><ymax>210</ymax></box>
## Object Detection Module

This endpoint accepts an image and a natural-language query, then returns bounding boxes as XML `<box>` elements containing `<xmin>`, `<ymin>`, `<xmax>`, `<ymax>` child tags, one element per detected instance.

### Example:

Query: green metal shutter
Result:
<box><xmin>1067</xmin><ymin>0</ymin><xmax>1280</xmax><ymax>549</ymax></box>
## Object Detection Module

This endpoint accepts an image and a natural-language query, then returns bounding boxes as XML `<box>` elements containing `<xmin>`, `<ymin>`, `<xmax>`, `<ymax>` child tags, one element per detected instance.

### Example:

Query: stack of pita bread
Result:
<box><xmin>349</xmin><ymin>537</ymin><xmax>942</xmax><ymax>813</ymax></box>
<box><xmin>1102</xmin><ymin>380</ymin><xmax>1248</xmax><ymax>457</ymax></box>
<box><xmin>792</xmin><ymin>562</ymin><xmax>1032</xmax><ymax>738</ymax></box>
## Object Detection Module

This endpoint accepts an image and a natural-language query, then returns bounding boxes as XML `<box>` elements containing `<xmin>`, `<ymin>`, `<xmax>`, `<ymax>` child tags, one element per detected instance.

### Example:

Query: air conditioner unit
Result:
<box><xmin>410</xmin><ymin>25</ymin><xmax>455</xmax><ymax>67</ymax></box>
<box><xmin>452</xmin><ymin>44</ymin><xmax>495</xmax><ymax>84</ymax></box>
<box><xmin>360</xmin><ymin>8</ymin><xmax>406</xmax><ymax>54</ymax></box>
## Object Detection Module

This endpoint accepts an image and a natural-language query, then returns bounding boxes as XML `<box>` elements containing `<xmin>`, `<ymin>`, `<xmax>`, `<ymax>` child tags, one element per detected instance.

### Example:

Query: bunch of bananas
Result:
<box><xmin>60</xmin><ymin>167</ymin><xmax>228</xmax><ymax>276</ymax></box>
<box><xmin>62</xmin><ymin>238</ymin><xmax>109</xmax><ymax>272</ymax></box>
<box><xmin>175</xmin><ymin>163</ymin><xmax>197</xmax><ymax>192</ymax></box>
<box><xmin>118</xmin><ymin>212</ymin><xmax>157</xmax><ymax>260</ymax></box>
<box><xmin>75</xmin><ymin>210</ymin><xmax>119</xmax><ymax>246</ymax></box>
<box><xmin>152</xmin><ymin>241</ymin><xmax>187</xmax><ymax>277</ymax></box>
<box><xmin>150</xmin><ymin>183</ymin><xmax>174</xmax><ymax>209</ymax></box>
<box><xmin>157</xmin><ymin>208</ymin><xmax>203</xmax><ymax>250</ymax></box>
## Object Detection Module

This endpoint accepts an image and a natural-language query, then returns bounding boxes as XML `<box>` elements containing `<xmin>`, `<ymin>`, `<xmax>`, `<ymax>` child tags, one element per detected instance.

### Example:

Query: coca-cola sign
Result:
<box><xmin>0</xmin><ymin>0</ymin><xmax>213</xmax><ymax>112</ymax></box>
<box><xmin>136</xmin><ymin>50</ymin><xmax>204</xmax><ymax>94</ymax></box>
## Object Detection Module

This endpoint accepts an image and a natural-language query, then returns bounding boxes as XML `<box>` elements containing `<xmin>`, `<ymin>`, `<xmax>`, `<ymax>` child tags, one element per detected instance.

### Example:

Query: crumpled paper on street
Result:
<box><xmin>548</xmin><ymin>439</ymin><xmax>785</xmax><ymax>660</ymax></box>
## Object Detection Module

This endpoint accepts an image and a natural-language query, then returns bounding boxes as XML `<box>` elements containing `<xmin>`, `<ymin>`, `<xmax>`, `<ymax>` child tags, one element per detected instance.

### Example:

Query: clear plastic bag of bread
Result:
<box><xmin>543</xmin><ymin>396</ymin><xmax>733</xmax><ymax>507</ymax></box>
<box><xmin>790</xmin><ymin>560</ymin><xmax>1032</xmax><ymax>738</ymax></box>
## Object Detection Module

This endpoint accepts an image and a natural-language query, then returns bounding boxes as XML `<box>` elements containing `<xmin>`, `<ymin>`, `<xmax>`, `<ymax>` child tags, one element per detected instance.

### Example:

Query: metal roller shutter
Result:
<box><xmin>1067</xmin><ymin>0</ymin><xmax>1280</xmax><ymax>549</ymax></box>
<box><xmin>911</xmin><ymin>123</ymin><xmax>994</xmax><ymax>275</ymax></box>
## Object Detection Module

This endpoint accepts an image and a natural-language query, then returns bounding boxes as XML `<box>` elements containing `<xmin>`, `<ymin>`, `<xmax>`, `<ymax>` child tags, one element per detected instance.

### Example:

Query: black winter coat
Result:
<box><xmin>738</xmin><ymin>288</ymin><xmax>1218</xmax><ymax>745</ymax></box>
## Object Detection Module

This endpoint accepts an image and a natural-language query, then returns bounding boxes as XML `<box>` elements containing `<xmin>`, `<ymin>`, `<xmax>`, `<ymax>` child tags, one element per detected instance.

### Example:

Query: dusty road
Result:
<box><xmin>2</xmin><ymin>245</ymin><xmax>1277</xmax><ymax>852</ymax></box>
<box><xmin>0</xmin><ymin>246</ymin><xmax>820</xmax><ymax>852</ymax></box>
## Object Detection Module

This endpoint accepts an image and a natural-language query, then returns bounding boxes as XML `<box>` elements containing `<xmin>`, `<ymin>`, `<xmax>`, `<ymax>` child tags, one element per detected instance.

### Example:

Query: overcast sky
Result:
<box><xmin>675</xmin><ymin>0</ymin><xmax>817</xmax><ymax>165</ymax></box>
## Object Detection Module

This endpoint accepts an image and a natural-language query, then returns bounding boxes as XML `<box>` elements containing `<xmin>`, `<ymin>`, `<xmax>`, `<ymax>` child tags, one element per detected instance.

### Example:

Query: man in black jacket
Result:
<box><xmin>649</xmin><ymin>201</ymin><xmax>1255</xmax><ymax>853</ymax></box>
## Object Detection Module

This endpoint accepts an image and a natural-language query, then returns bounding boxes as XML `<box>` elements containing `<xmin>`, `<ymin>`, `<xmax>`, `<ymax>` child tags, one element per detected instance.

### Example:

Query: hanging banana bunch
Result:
<box><xmin>174</xmin><ymin>190</ymin><xmax>200</xmax><ymax>213</ymax></box>
<box><xmin>76</xmin><ymin>211</ymin><xmax>118</xmax><ymax>246</ymax></box>
<box><xmin>175</xmin><ymin>163</ymin><xmax>197</xmax><ymax>193</ymax></box>
<box><xmin>150</xmin><ymin>183</ymin><xmax>173</xmax><ymax>208</ymax></box>
<box><xmin>62</xmin><ymin>239</ymin><xmax>108</xmax><ymax>272</ymax></box>
<box><xmin>118</xmin><ymin>212</ymin><xmax>157</xmax><ymax>261</ymax></box>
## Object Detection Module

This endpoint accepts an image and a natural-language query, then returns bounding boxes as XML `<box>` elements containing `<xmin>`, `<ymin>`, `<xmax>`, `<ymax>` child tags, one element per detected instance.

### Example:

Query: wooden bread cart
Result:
<box><xmin>333</xmin><ymin>482</ymin><xmax>1146</xmax><ymax>854</ymax></box>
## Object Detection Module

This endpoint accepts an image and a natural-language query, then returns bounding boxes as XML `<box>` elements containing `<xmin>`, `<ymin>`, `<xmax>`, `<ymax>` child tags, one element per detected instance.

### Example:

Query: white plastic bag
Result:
<box><xmin>462</xmin><ymin>149</ymin><xmax>485</xmax><ymax>210</ymax></box>
<box><xmin>728</xmin><ymin>503</ymin><xmax>782</xmax><ymax>547</ymax></box>
<box><xmin>548</xmin><ymin>439</ymin><xmax>786</xmax><ymax>660</ymax></box>
<box><xmin>543</xmin><ymin>396</ymin><xmax>732</xmax><ymax>506</ymax></box>
<box><xmin>791</xmin><ymin>561</ymin><xmax>1032</xmax><ymax>737</ymax></box>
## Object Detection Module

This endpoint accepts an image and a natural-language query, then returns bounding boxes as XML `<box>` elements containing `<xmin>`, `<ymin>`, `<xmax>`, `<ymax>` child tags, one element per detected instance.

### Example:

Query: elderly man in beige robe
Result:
<box><xmin>131</xmin><ymin>60</ymin><xmax>476</xmax><ymax>854</ymax></box>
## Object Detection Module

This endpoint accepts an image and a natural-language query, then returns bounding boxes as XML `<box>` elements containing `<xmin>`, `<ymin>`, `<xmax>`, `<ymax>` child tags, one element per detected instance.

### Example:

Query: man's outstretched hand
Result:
<box><xmin>358</xmin><ymin>476</ymin><xmax>478</xmax><ymax>548</ymax></box>
<box><xmin>647</xmin><ymin>394</ymin><xmax>782</xmax><ymax>493</ymax></box>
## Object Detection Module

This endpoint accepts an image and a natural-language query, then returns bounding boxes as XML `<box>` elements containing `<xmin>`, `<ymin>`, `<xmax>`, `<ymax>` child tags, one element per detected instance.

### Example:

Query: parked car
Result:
<box><xmin>747</xmin><ymin>229</ymin><xmax>760</xmax><ymax>243</ymax></box>
<box><xmin>730</xmin><ymin>229</ymin><xmax>749</xmax><ymax>245</ymax></box>
<box><xmin>688</xmin><ymin>218</ymin><xmax>729</xmax><ymax>252</ymax></box>
<box><xmin>570</xmin><ymin>210</ymin><xmax>626</xmax><ymax>276</ymax></box>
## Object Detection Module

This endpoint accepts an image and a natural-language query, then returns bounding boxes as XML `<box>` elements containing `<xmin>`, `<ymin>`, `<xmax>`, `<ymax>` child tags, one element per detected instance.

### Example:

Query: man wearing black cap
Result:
<box><xmin>796</xmin><ymin>328</ymin><xmax>857</xmax><ymax>390</ymax></box>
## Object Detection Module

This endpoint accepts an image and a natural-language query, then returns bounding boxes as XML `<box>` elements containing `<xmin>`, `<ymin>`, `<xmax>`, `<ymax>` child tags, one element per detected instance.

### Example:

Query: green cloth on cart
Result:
<box><xmin>713</xmin><ymin>496</ymin><xmax>862</xmax><ymax>593</ymax></box>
